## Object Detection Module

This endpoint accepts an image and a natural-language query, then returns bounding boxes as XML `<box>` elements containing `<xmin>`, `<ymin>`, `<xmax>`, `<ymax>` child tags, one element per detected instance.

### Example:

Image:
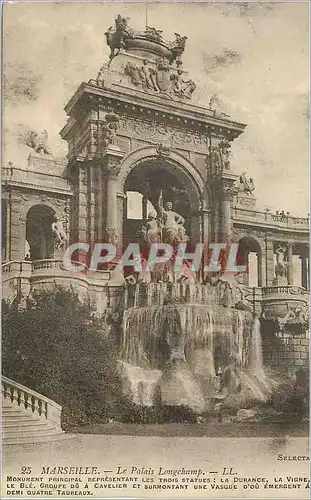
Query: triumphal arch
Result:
<box><xmin>59</xmin><ymin>15</ymin><xmax>244</xmax><ymax>258</ymax></box>
<box><xmin>2</xmin><ymin>15</ymin><xmax>309</xmax><ymax>373</ymax></box>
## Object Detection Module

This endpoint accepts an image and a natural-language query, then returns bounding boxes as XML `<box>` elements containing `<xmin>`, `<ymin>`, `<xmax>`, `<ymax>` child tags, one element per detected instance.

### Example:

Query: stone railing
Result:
<box><xmin>31</xmin><ymin>259</ymin><xmax>64</xmax><ymax>271</ymax></box>
<box><xmin>262</xmin><ymin>285</ymin><xmax>308</xmax><ymax>297</ymax></box>
<box><xmin>1</xmin><ymin>260</ymin><xmax>27</xmax><ymax>275</ymax></box>
<box><xmin>2</xmin><ymin>376</ymin><xmax>62</xmax><ymax>428</ymax></box>
<box><xmin>233</xmin><ymin>207</ymin><xmax>309</xmax><ymax>229</ymax></box>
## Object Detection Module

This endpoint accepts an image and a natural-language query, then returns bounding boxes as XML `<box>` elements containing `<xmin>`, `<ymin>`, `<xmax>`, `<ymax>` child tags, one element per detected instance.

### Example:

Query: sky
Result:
<box><xmin>3</xmin><ymin>1</ymin><xmax>309</xmax><ymax>216</ymax></box>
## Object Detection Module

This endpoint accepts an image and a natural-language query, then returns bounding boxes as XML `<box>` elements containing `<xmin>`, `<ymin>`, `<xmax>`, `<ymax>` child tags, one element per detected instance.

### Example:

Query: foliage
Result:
<box><xmin>2</xmin><ymin>287</ymin><xmax>125</xmax><ymax>429</ymax></box>
<box><xmin>118</xmin><ymin>403</ymin><xmax>198</xmax><ymax>424</ymax></box>
<box><xmin>267</xmin><ymin>370</ymin><xmax>309</xmax><ymax>421</ymax></box>
<box><xmin>2</xmin><ymin>287</ymin><xmax>201</xmax><ymax>428</ymax></box>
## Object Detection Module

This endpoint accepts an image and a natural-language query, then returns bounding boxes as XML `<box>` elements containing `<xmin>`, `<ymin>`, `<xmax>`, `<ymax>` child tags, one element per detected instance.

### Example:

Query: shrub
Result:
<box><xmin>2</xmin><ymin>287</ymin><xmax>125</xmax><ymax>429</ymax></box>
<box><xmin>267</xmin><ymin>373</ymin><xmax>309</xmax><ymax>421</ymax></box>
<box><xmin>118</xmin><ymin>403</ymin><xmax>198</xmax><ymax>424</ymax></box>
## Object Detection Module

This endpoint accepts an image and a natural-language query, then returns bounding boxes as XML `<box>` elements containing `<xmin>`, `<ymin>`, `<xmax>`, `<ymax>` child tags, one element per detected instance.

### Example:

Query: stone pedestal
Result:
<box><xmin>234</xmin><ymin>192</ymin><xmax>256</xmax><ymax>209</ymax></box>
<box><xmin>272</xmin><ymin>276</ymin><xmax>288</xmax><ymax>286</ymax></box>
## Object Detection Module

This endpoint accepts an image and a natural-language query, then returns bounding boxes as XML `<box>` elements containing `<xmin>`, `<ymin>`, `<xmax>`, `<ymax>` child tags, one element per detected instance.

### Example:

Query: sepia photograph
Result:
<box><xmin>1</xmin><ymin>1</ymin><xmax>310</xmax><ymax>498</ymax></box>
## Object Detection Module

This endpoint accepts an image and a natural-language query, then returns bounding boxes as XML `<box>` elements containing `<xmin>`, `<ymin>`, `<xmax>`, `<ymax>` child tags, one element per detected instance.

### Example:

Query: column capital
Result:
<box><xmin>102</xmin><ymin>145</ymin><xmax>125</xmax><ymax>179</ymax></box>
<box><xmin>217</xmin><ymin>173</ymin><xmax>239</xmax><ymax>200</ymax></box>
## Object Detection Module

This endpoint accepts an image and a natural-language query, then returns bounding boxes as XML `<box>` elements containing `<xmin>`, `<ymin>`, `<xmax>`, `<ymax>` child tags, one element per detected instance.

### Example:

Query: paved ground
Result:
<box><xmin>2</xmin><ymin>434</ymin><xmax>310</xmax><ymax>499</ymax></box>
<box><xmin>69</xmin><ymin>419</ymin><xmax>309</xmax><ymax>437</ymax></box>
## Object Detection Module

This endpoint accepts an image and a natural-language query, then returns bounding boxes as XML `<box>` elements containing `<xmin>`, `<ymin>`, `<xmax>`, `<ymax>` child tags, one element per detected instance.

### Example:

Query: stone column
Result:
<box><xmin>300</xmin><ymin>247</ymin><xmax>308</xmax><ymax>290</ymax></box>
<box><xmin>77</xmin><ymin>163</ymin><xmax>88</xmax><ymax>244</ymax></box>
<box><xmin>142</xmin><ymin>195</ymin><xmax>148</xmax><ymax>221</ymax></box>
<box><xmin>201</xmin><ymin>208</ymin><xmax>210</xmax><ymax>279</ymax></box>
<box><xmin>265</xmin><ymin>238</ymin><xmax>275</xmax><ymax>286</ymax></box>
<box><xmin>218</xmin><ymin>173</ymin><xmax>238</xmax><ymax>243</ymax></box>
<box><xmin>9</xmin><ymin>193</ymin><xmax>23</xmax><ymax>261</ymax></box>
<box><xmin>102</xmin><ymin>146</ymin><xmax>125</xmax><ymax>248</ymax></box>
<box><xmin>257</xmin><ymin>253</ymin><xmax>263</xmax><ymax>287</ymax></box>
<box><xmin>2</xmin><ymin>198</ymin><xmax>10</xmax><ymax>261</ymax></box>
<box><xmin>287</xmin><ymin>243</ymin><xmax>294</xmax><ymax>285</ymax></box>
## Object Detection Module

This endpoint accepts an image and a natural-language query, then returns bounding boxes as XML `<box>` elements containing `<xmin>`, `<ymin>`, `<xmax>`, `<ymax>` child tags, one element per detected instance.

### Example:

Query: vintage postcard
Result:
<box><xmin>1</xmin><ymin>1</ymin><xmax>309</xmax><ymax>499</ymax></box>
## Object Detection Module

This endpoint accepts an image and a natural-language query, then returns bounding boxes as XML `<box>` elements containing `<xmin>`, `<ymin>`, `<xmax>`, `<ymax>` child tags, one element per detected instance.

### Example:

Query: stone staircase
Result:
<box><xmin>2</xmin><ymin>376</ymin><xmax>70</xmax><ymax>445</ymax></box>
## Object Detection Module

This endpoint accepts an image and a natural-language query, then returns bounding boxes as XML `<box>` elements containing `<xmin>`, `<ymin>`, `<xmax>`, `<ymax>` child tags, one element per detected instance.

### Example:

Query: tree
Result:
<box><xmin>2</xmin><ymin>287</ymin><xmax>125</xmax><ymax>428</ymax></box>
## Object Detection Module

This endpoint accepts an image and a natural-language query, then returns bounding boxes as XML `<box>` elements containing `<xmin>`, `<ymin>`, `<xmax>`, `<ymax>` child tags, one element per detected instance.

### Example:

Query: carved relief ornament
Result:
<box><xmin>218</xmin><ymin>181</ymin><xmax>238</xmax><ymax>198</ymax></box>
<box><xmin>124</xmin><ymin>58</ymin><xmax>196</xmax><ymax>100</ymax></box>
<box><xmin>104</xmin><ymin>156</ymin><xmax>123</xmax><ymax>179</ymax></box>
<box><xmin>117</xmin><ymin>116</ymin><xmax>208</xmax><ymax>151</ymax></box>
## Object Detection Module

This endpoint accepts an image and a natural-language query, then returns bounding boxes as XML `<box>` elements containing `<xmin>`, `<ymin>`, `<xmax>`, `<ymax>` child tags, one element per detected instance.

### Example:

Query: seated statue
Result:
<box><xmin>159</xmin><ymin>201</ymin><xmax>189</xmax><ymax>245</ymax></box>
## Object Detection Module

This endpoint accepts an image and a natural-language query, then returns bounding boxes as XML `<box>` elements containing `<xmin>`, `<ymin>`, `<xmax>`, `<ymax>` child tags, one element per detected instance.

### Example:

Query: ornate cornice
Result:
<box><xmin>61</xmin><ymin>83</ymin><xmax>246</xmax><ymax>142</ymax></box>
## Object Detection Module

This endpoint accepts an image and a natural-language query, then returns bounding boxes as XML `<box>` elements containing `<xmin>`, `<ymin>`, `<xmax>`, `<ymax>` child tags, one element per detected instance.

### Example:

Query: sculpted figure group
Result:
<box><xmin>141</xmin><ymin>197</ymin><xmax>189</xmax><ymax>247</ymax></box>
<box><xmin>124</xmin><ymin>58</ymin><xmax>196</xmax><ymax>100</ymax></box>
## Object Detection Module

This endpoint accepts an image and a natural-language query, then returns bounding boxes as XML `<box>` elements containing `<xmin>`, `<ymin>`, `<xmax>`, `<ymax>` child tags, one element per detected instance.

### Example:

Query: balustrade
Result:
<box><xmin>2</xmin><ymin>376</ymin><xmax>61</xmax><ymax>426</ymax></box>
<box><xmin>262</xmin><ymin>285</ymin><xmax>307</xmax><ymax>297</ymax></box>
<box><xmin>31</xmin><ymin>259</ymin><xmax>63</xmax><ymax>271</ymax></box>
<box><xmin>233</xmin><ymin>207</ymin><xmax>309</xmax><ymax>228</ymax></box>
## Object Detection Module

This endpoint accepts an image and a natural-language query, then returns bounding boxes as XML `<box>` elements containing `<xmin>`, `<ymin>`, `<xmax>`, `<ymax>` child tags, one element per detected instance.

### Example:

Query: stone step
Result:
<box><xmin>2</xmin><ymin>406</ymin><xmax>24</xmax><ymax>413</ymax></box>
<box><xmin>3</xmin><ymin>419</ymin><xmax>50</xmax><ymax>429</ymax></box>
<box><xmin>3</xmin><ymin>415</ymin><xmax>39</xmax><ymax>424</ymax></box>
<box><xmin>3</xmin><ymin>431</ymin><xmax>73</xmax><ymax>446</ymax></box>
<box><xmin>3</xmin><ymin>425</ymin><xmax>63</xmax><ymax>438</ymax></box>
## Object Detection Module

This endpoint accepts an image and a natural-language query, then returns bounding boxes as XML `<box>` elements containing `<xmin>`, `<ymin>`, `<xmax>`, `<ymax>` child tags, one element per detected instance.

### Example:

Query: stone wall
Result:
<box><xmin>262</xmin><ymin>326</ymin><xmax>309</xmax><ymax>376</ymax></box>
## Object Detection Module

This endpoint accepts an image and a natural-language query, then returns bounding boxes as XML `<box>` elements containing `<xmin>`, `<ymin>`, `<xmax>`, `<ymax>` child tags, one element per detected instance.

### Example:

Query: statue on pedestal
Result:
<box><xmin>101</xmin><ymin>113</ymin><xmax>119</xmax><ymax>148</ymax></box>
<box><xmin>274</xmin><ymin>246</ymin><xmax>288</xmax><ymax>278</ymax></box>
<box><xmin>238</xmin><ymin>172</ymin><xmax>255</xmax><ymax>195</ymax></box>
<box><xmin>26</xmin><ymin>130</ymin><xmax>51</xmax><ymax>155</ymax></box>
<box><xmin>105</xmin><ymin>14</ymin><xmax>133</xmax><ymax>61</ymax></box>
<box><xmin>158</xmin><ymin>198</ymin><xmax>189</xmax><ymax>245</ymax></box>
<box><xmin>52</xmin><ymin>217</ymin><xmax>67</xmax><ymax>251</ymax></box>
<box><xmin>141</xmin><ymin>212</ymin><xmax>161</xmax><ymax>246</ymax></box>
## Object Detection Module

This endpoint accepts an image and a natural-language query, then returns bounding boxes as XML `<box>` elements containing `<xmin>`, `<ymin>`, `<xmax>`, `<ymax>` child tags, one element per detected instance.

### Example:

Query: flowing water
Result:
<box><xmin>118</xmin><ymin>282</ymin><xmax>273</xmax><ymax>411</ymax></box>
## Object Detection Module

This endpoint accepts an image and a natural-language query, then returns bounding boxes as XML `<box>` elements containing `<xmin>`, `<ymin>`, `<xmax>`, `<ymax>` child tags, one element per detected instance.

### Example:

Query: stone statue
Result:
<box><xmin>124</xmin><ymin>57</ymin><xmax>196</xmax><ymax>100</ymax></box>
<box><xmin>277</xmin><ymin>304</ymin><xmax>309</xmax><ymax>332</ymax></box>
<box><xmin>101</xmin><ymin>113</ymin><xmax>119</xmax><ymax>147</ymax></box>
<box><xmin>105</xmin><ymin>15</ymin><xmax>133</xmax><ymax>61</ymax></box>
<box><xmin>105</xmin><ymin>227</ymin><xmax>118</xmax><ymax>246</ymax></box>
<box><xmin>205</xmin><ymin>146</ymin><xmax>221</xmax><ymax>175</ymax></box>
<box><xmin>115</xmin><ymin>14</ymin><xmax>131</xmax><ymax>37</ymax></box>
<box><xmin>52</xmin><ymin>217</ymin><xmax>67</xmax><ymax>250</ymax></box>
<box><xmin>169</xmin><ymin>33</ymin><xmax>187</xmax><ymax>65</ymax></box>
<box><xmin>170</xmin><ymin>70</ymin><xmax>183</xmax><ymax>94</ymax></box>
<box><xmin>238</xmin><ymin>172</ymin><xmax>255</xmax><ymax>195</ymax></box>
<box><xmin>158</xmin><ymin>199</ymin><xmax>189</xmax><ymax>245</ymax></box>
<box><xmin>274</xmin><ymin>246</ymin><xmax>287</xmax><ymax>277</ymax></box>
<box><xmin>218</xmin><ymin>139</ymin><xmax>231</xmax><ymax>170</ymax></box>
<box><xmin>181</xmin><ymin>79</ymin><xmax>196</xmax><ymax>99</ymax></box>
<box><xmin>171</xmin><ymin>69</ymin><xmax>196</xmax><ymax>99</ymax></box>
<box><xmin>142</xmin><ymin>60</ymin><xmax>158</xmax><ymax>91</ymax></box>
<box><xmin>141</xmin><ymin>213</ymin><xmax>161</xmax><ymax>246</ymax></box>
<box><xmin>124</xmin><ymin>62</ymin><xmax>143</xmax><ymax>87</ymax></box>
<box><xmin>26</xmin><ymin>130</ymin><xmax>51</xmax><ymax>155</ymax></box>
<box><xmin>144</xmin><ymin>26</ymin><xmax>163</xmax><ymax>43</ymax></box>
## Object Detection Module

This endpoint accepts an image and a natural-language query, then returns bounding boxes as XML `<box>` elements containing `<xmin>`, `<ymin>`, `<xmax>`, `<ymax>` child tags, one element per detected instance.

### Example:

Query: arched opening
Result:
<box><xmin>26</xmin><ymin>205</ymin><xmax>55</xmax><ymax>260</ymax></box>
<box><xmin>237</xmin><ymin>236</ymin><xmax>262</xmax><ymax>287</ymax></box>
<box><xmin>122</xmin><ymin>157</ymin><xmax>201</xmax><ymax>249</ymax></box>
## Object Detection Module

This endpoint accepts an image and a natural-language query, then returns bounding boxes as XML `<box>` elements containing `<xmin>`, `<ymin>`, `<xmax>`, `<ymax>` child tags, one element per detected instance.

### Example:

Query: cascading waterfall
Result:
<box><xmin>118</xmin><ymin>282</ymin><xmax>272</xmax><ymax>411</ymax></box>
